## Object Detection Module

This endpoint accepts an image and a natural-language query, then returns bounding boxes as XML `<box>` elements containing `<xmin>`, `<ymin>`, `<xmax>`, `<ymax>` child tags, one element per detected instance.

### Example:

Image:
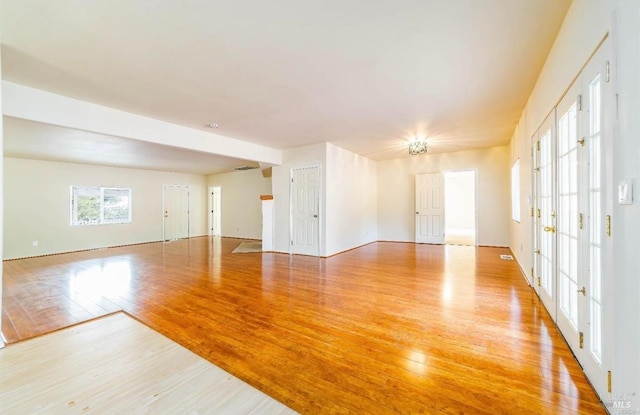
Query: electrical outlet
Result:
<box><xmin>32</xmin><ymin>240</ymin><xmax>39</xmax><ymax>247</ymax></box>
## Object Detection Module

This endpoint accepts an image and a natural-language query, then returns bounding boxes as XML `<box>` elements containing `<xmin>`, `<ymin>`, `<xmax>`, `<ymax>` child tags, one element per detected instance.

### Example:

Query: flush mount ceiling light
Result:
<box><xmin>408</xmin><ymin>136</ymin><xmax>428</xmax><ymax>155</ymax></box>
<box><xmin>208</xmin><ymin>122</ymin><xmax>219</xmax><ymax>128</ymax></box>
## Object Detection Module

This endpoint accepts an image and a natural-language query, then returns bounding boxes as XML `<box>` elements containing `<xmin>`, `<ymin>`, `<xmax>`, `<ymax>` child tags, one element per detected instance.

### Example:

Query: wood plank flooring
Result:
<box><xmin>2</xmin><ymin>237</ymin><xmax>606</xmax><ymax>414</ymax></box>
<box><xmin>0</xmin><ymin>312</ymin><xmax>296</xmax><ymax>414</ymax></box>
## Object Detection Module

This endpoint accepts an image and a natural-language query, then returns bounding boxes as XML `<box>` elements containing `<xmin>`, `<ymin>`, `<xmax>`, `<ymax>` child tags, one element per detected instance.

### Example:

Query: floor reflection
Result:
<box><xmin>67</xmin><ymin>261</ymin><xmax>131</xmax><ymax>305</ymax></box>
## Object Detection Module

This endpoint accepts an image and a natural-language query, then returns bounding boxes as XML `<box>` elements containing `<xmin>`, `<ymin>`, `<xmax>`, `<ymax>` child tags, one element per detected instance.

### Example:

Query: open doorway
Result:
<box><xmin>443</xmin><ymin>170</ymin><xmax>476</xmax><ymax>246</ymax></box>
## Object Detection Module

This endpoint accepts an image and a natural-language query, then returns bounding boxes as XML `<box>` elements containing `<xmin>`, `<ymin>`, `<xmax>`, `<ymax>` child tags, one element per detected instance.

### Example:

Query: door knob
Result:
<box><xmin>313</xmin><ymin>214</ymin><xmax>318</xmax><ymax>218</ymax></box>
<box><xmin>544</xmin><ymin>226</ymin><xmax>556</xmax><ymax>233</ymax></box>
<box><xmin>577</xmin><ymin>287</ymin><xmax>586</xmax><ymax>296</ymax></box>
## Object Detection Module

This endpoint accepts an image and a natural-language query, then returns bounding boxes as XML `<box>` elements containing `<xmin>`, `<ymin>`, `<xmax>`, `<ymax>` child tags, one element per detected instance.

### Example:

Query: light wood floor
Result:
<box><xmin>2</xmin><ymin>237</ymin><xmax>605</xmax><ymax>414</ymax></box>
<box><xmin>0</xmin><ymin>312</ymin><xmax>296</xmax><ymax>414</ymax></box>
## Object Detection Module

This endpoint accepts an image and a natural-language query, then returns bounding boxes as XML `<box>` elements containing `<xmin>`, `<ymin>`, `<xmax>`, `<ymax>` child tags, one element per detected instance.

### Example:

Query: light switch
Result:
<box><xmin>618</xmin><ymin>180</ymin><xmax>633</xmax><ymax>205</ymax></box>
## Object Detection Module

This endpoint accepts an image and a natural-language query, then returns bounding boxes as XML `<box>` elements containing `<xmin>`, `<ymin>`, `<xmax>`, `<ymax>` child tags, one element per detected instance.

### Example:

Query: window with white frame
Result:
<box><xmin>71</xmin><ymin>186</ymin><xmax>132</xmax><ymax>226</ymax></box>
<box><xmin>511</xmin><ymin>159</ymin><xmax>521</xmax><ymax>222</ymax></box>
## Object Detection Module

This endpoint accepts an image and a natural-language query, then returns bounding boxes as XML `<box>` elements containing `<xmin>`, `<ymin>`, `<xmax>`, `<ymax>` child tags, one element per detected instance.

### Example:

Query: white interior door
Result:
<box><xmin>163</xmin><ymin>185</ymin><xmax>190</xmax><ymax>241</ymax></box>
<box><xmin>415</xmin><ymin>173</ymin><xmax>445</xmax><ymax>244</ymax></box>
<box><xmin>291</xmin><ymin>166</ymin><xmax>320</xmax><ymax>256</ymax></box>
<box><xmin>533</xmin><ymin>112</ymin><xmax>557</xmax><ymax>321</ymax></box>
<box><xmin>208</xmin><ymin>186</ymin><xmax>221</xmax><ymax>236</ymax></box>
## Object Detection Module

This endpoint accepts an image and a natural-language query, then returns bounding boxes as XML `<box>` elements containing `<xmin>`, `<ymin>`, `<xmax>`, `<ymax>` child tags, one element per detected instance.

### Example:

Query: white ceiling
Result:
<box><xmin>1</xmin><ymin>0</ymin><xmax>571</xmax><ymax>172</ymax></box>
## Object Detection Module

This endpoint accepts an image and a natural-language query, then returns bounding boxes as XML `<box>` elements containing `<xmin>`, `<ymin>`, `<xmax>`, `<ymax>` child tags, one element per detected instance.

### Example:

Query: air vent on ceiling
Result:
<box><xmin>234</xmin><ymin>166</ymin><xmax>259</xmax><ymax>171</ymax></box>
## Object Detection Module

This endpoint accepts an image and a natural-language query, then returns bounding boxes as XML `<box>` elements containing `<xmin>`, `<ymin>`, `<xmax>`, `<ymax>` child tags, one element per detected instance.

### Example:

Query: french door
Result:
<box><xmin>533</xmin><ymin>112</ymin><xmax>556</xmax><ymax>320</ymax></box>
<box><xmin>577</xmin><ymin>42</ymin><xmax>611</xmax><ymax>398</ymax></box>
<box><xmin>532</xmin><ymin>39</ymin><xmax>612</xmax><ymax>399</ymax></box>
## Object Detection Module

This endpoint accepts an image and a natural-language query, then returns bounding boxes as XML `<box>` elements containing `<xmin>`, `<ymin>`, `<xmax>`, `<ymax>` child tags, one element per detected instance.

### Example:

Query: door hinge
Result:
<box><xmin>291</xmin><ymin>240</ymin><xmax>293</xmax><ymax>246</ymax></box>
<box><xmin>608</xmin><ymin>371</ymin><xmax>612</xmax><ymax>392</ymax></box>
<box><xmin>578</xmin><ymin>213</ymin><xmax>583</xmax><ymax>230</ymax></box>
<box><xmin>579</xmin><ymin>332</ymin><xmax>584</xmax><ymax>349</ymax></box>
<box><xmin>605</xmin><ymin>61</ymin><xmax>610</xmax><ymax>82</ymax></box>
<box><xmin>536</xmin><ymin>140</ymin><xmax>540</xmax><ymax>151</ymax></box>
<box><xmin>537</xmin><ymin>277</ymin><xmax>541</xmax><ymax>287</ymax></box>
<box><xmin>291</xmin><ymin>178</ymin><xmax>294</xmax><ymax>183</ymax></box>
<box><xmin>530</xmin><ymin>267</ymin><xmax>534</xmax><ymax>278</ymax></box>
<box><xmin>606</xmin><ymin>215</ymin><xmax>612</xmax><ymax>237</ymax></box>
<box><xmin>577</xmin><ymin>94</ymin><xmax>583</xmax><ymax>111</ymax></box>
<box><xmin>537</xmin><ymin>209</ymin><xmax>541</xmax><ymax>218</ymax></box>
<box><xmin>531</xmin><ymin>207</ymin><xmax>534</xmax><ymax>217</ymax></box>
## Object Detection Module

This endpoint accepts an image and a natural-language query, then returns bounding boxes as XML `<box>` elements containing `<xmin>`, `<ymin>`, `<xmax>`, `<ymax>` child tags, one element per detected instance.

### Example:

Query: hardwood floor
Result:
<box><xmin>0</xmin><ymin>313</ymin><xmax>295</xmax><ymax>414</ymax></box>
<box><xmin>2</xmin><ymin>237</ymin><xmax>605</xmax><ymax>414</ymax></box>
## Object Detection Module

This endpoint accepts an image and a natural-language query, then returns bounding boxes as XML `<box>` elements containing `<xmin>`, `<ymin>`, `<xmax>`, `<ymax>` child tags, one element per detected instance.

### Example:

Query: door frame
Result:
<box><xmin>162</xmin><ymin>184</ymin><xmax>190</xmax><ymax>241</ymax></box>
<box><xmin>289</xmin><ymin>165</ymin><xmax>322</xmax><ymax>256</ymax></box>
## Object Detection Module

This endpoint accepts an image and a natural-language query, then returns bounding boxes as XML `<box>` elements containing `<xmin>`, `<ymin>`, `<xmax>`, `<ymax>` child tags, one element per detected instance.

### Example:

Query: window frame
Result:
<box><xmin>70</xmin><ymin>186</ymin><xmax>132</xmax><ymax>226</ymax></box>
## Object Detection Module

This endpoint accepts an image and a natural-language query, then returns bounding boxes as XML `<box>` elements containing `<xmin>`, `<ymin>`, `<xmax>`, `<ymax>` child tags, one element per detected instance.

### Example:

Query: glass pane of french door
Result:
<box><xmin>539</xmin><ymin>128</ymin><xmax>554</xmax><ymax>299</ymax></box>
<box><xmin>557</xmin><ymin>101</ymin><xmax>579</xmax><ymax>328</ymax></box>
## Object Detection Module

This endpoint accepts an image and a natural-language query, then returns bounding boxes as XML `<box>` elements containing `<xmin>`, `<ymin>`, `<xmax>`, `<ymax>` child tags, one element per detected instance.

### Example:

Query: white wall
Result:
<box><xmin>3</xmin><ymin>158</ymin><xmax>207</xmax><ymax>259</ymax></box>
<box><xmin>207</xmin><ymin>169</ymin><xmax>271</xmax><ymax>239</ymax></box>
<box><xmin>377</xmin><ymin>146</ymin><xmax>510</xmax><ymax>247</ymax></box>
<box><xmin>325</xmin><ymin>143</ymin><xmax>377</xmax><ymax>256</ymax></box>
<box><xmin>509</xmin><ymin>0</ymin><xmax>640</xmax><ymax>408</ymax></box>
<box><xmin>272</xmin><ymin>143</ymin><xmax>327</xmax><ymax>255</ymax></box>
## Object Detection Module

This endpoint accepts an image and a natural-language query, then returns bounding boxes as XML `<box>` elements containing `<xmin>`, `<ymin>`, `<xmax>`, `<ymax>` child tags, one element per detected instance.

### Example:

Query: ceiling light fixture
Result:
<box><xmin>408</xmin><ymin>136</ymin><xmax>428</xmax><ymax>155</ymax></box>
<box><xmin>208</xmin><ymin>123</ymin><xmax>219</xmax><ymax>128</ymax></box>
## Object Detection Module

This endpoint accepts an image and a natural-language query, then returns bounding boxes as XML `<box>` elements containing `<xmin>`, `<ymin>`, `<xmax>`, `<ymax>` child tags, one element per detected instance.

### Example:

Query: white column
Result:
<box><xmin>261</xmin><ymin>196</ymin><xmax>274</xmax><ymax>251</ymax></box>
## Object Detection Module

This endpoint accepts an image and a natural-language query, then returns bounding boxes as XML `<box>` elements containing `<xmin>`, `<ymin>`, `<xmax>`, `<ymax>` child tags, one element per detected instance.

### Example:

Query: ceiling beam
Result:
<box><xmin>1</xmin><ymin>81</ymin><xmax>282</xmax><ymax>166</ymax></box>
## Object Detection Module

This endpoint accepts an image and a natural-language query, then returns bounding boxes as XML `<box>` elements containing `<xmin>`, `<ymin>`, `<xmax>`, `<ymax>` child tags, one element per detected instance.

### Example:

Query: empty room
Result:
<box><xmin>1</xmin><ymin>1</ymin><xmax>640</xmax><ymax>414</ymax></box>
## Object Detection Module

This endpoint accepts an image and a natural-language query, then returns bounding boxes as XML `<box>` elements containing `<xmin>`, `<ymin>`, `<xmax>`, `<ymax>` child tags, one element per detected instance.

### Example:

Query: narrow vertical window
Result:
<box><xmin>511</xmin><ymin>159</ymin><xmax>521</xmax><ymax>222</ymax></box>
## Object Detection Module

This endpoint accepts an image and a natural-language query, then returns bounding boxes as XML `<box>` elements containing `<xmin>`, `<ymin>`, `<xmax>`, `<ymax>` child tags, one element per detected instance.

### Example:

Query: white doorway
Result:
<box><xmin>290</xmin><ymin>166</ymin><xmax>320</xmax><ymax>256</ymax></box>
<box><xmin>415</xmin><ymin>173</ymin><xmax>445</xmax><ymax>244</ymax></box>
<box><xmin>163</xmin><ymin>185</ymin><xmax>190</xmax><ymax>241</ymax></box>
<box><xmin>443</xmin><ymin>170</ymin><xmax>476</xmax><ymax>246</ymax></box>
<box><xmin>208</xmin><ymin>186</ymin><xmax>221</xmax><ymax>237</ymax></box>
